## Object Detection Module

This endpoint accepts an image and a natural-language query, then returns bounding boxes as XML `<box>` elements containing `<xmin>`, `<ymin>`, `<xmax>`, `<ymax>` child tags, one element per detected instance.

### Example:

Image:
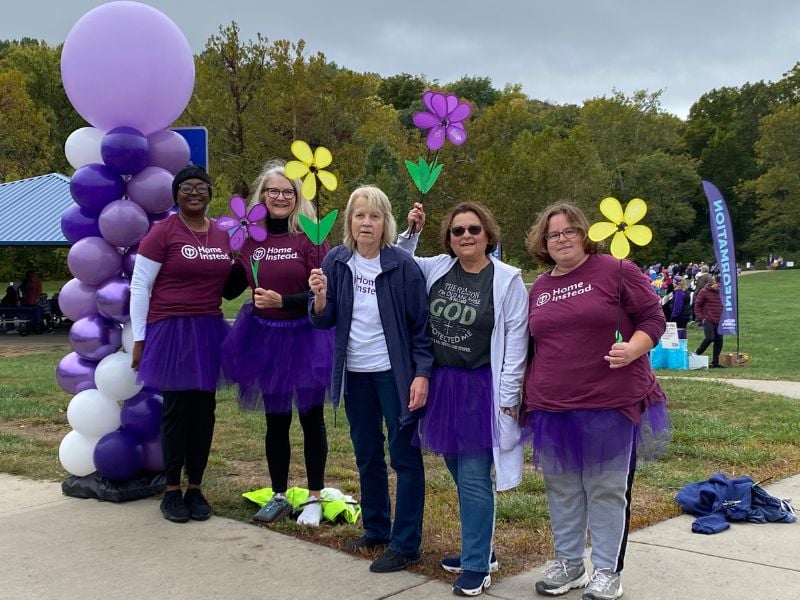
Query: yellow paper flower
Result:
<box><xmin>284</xmin><ymin>140</ymin><xmax>338</xmax><ymax>200</ymax></box>
<box><xmin>588</xmin><ymin>197</ymin><xmax>653</xmax><ymax>259</ymax></box>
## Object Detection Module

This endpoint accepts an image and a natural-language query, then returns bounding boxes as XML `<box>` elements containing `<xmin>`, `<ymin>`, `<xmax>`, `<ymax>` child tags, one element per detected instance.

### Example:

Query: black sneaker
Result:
<box><xmin>369</xmin><ymin>549</ymin><xmax>420</xmax><ymax>573</ymax></box>
<box><xmin>441</xmin><ymin>552</ymin><xmax>499</xmax><ymax>574</ymax></box>
<box><xmin>184</xmin><ymin>488</ymin><xmax>212</xmax><ymax>521</ymax></box>
<box><xmin>453</xmin><ymin>571</ymin><xmax>491</xmax><ymax>596</ymax></box>
<box><xmin>345</xmin><ymin>535</ymin><xmax>389</xmax><ymax>552</ymax></box>
<box><xmin>160</xmin><ymin>490</ymin><xmax>190</xmax><ymax>523</ymax></box>
<box><xmin>252</xmin><ymin>495</ymin><xmax>293</xmax><ymax>524</ymax></box>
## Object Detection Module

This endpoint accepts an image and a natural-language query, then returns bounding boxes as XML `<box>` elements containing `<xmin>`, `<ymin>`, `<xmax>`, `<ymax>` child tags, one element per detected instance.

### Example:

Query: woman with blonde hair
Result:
<box><xmin>308</xmin><ymin>185</ymin><xmax>433</xmax><ymax>573</ymax></box>
<box><xmin>222</xmin><ymin>160</ymin><xmax>332</xmax><ymax>526</ymax></box>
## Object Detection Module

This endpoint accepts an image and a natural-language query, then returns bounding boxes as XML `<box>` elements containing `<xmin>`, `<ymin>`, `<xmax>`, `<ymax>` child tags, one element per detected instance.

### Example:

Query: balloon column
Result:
<box><xmin>56</xmin><ymin>1</ymin><xmax>195</xmax><ymax>481</ymax></box>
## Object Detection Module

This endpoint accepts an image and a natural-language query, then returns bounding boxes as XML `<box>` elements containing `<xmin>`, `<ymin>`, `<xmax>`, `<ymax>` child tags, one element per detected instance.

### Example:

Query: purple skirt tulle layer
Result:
<box><xmin>417</xmin><ymin>365</ymin><xmax>495</xmax><ymax>456</ymax></box>
<box><xmin>221</xmin><ymin>303</ymin><xmax>333</xmax><ymax>414</ymax></box>
<box><xmin>526</xmin><ymin>398</ymin><xmax>670</xmax><ymax>475</ymax></box>
<box><xmin>137</xmin><ymin>315</ymin><xmax>231</xmax><ymax>393</ymax></box>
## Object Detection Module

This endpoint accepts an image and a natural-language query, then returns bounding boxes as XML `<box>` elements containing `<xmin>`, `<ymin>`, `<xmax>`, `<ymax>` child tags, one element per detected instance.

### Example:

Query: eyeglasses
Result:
<box><xmin>178</xmin><ymin>183</ymin><xmax>210</xmax><ymax>195</ymax></box>
<box><xmin>265</xmin><ymin>187</ymin><xmax>296</xmax><ymax>200</ymax></box>
<box><xmin>450</xmin><ymin>225</ymin><xmax>483</xmax><ymax>237</ymax></box>
<box><xmin>545</xmin><ymin>227</ymin><xmax>580</xmax><ymax>242</ymax></box>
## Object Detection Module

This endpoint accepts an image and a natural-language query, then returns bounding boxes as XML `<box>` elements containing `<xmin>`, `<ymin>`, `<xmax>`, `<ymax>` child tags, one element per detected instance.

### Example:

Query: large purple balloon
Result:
<box><xmin>100</xmin><ymin>127</ymin><xmax>149</xmax><ymax>175</ymax></box>
<box><xmin>56</xmin><ymin>352</ymin><xmax>98</xmax><ymax>394</ymax></box>
<box><xmin>96</xmin><ymin>276</ymin><xmax>131</xmax><ymax>323</ymax></box>
<box><xmin>69</xmin><ymin>315</ymin><xmax>122</xmax><ymax>361</ymax></box>
<box><xmin>60</xmin><ymin>203</ymin><xmax>101</xmax><ymax>244</ymax></box>
<box><xmin>126</xmin><ymin>166</ymin><xmax>175</xmax><ymax>214</ymax></box>
<box><xmin>98</xmin><ymin>200</ymin><xmax>149</xmax><ymax>248</ymax></box>
<box><xmin>121</xmin><ymin>390</ymin><xmax>163</xmax><ymax>440</ymax></box>
<box><xmin>141</xmin><ymin>436</ymin><xmax>164</xmax><ymax>472</ymax></box>
<box><xmin>58</xmin><ymin>278</ymin><xmax>99</xmax><ymax>321</ymax></box>
<box><xmin>70</xmin><ymin>163</ymin><xmax>125</xmax><ymax>212</ymax></box>
<box><xmin>94</xmin><ymin>430</ymin><xmax>144</xmax><ymax>481</ymax></box>
<box><xmin>67</xmin><ymin>237</ymin><xmax>122</xmax><ymax>285</ymax></box>
<box><xmin>122</xmin><ymin>245</ymin><xmax>138</xmax><ymax>278</ymax></box>
<box><xmin>147</xmin><ymin>130</ymin><xmax>191</xmax><ymax>174</ymax></box>
<box><xmin>60</xmin><ymin>2</ymin><xmax>194</xmax><ymax>135</ymax></box>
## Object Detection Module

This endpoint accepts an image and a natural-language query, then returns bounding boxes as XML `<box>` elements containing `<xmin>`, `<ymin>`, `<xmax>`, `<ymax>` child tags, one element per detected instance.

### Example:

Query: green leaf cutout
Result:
<box><xmin>250</xmin><ymin>257</ymin><xmax>260</xmax><ymax>289</ymax></box>
<box><xmin>405</xmin><ymin>156</ymin><xmax>445</xmax><ymax>194</ymax></box>
<box><xmin>298</xmin><ymin>209</ymin><xmax>339</xmax><ymax>245</ymax></box>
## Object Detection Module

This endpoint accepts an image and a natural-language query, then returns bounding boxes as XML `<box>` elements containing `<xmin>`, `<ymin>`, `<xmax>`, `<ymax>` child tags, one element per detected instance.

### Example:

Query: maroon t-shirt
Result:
<box><xmin>238</xmin><ymin>232</ymin><xmax>328</xmax><ymax>320</ymax></box>
<box><xmin>138</xmin><ymin>214</ymin><xmax>232</xmax><ymax>323</ymax></box>
<box><xmin>525</xmin><ymin>253</ymin><xmax>665</xmax><ymax>420</ymax></box>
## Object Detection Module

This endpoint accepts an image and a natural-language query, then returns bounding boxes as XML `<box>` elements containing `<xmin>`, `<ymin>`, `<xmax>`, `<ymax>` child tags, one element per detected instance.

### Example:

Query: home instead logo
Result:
<box><xmin>536</xmin><ymin>281</ymin><xmax>593</xmax><ymax>306</ymax></box>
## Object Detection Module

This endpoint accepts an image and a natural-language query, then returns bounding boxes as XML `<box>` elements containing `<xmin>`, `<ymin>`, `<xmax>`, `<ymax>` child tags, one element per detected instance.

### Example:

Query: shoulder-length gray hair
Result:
<box><xmin>249</xmin><ymin>160</ymin><xmax>316</xmax><ymax>234</ymax></box>
<box><xmin>343</xmin><ymin>186</ymin><xmax>397</xmax><ymax>251</ymax></box>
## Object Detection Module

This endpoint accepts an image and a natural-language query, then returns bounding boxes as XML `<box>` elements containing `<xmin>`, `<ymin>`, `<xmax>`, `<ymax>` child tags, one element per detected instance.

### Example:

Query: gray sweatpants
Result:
<box><xmin>543</xmin><ymin>444</ymin><xmax>636</xmax><ymax>573</ymax></box>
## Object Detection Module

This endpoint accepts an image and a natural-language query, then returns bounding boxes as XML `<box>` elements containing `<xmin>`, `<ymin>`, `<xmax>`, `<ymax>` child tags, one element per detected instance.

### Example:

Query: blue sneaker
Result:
<box><xmin>453</xmin><ymin>571</ymin><xmax>491</xmax><ymax>596</ymax></box>
<box><xmin>441</xmin><ymin>552</ymin><xmax>499</xmax><ymax>574</ymax></box>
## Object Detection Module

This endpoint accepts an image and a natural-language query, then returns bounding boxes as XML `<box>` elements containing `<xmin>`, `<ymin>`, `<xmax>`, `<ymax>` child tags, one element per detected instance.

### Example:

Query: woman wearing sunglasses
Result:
<box><xmin>400</xmin><ymin>201</ymin><xmax>528</xmax><ymax>597</ymax></box>
<box><xmin>523</xmin><ymin>202</ymin><xmax>668</xmax><ymax>600</ymax></box>
<box><xmin>130</xmin><ymin>165</ymin><xmax>233</xmax><ymax>523</ymax></box>
<box><xmin>221</xmin><ymin>160</ymin><xmax>333</xmax><ymax>527</ymax></box>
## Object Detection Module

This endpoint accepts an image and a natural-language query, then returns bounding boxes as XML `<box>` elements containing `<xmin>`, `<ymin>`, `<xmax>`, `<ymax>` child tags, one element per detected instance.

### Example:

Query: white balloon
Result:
<box><xmin>64</xmin><ymin>127</ymin><xmax>104</xmax><ymax>170</ymax></box>
<box><xmin>121</xmin><ymin>321</ymin><xmax>134</xmax><ymax>354</ymax></box>
<box><xmin>95</xmin><ymin>351</ymin><xmax>142</xmax><ymax>402</ymax></box>
<box><xmin>59</xmin><ymin>430</ymin><xmax>99</xmax><ymax>477</ymax></box>
<box><xmin>67</xmin><ymin>389</ymin><xmax>121</xmax><ymax>437</ymax></box>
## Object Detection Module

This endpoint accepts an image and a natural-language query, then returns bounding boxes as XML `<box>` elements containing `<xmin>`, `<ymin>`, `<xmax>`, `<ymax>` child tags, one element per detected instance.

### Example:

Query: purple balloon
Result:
<box><xmin>60</xmin><ymin>203</ymin><xmax>101</xmax><ymax>244</ymax></box>
<box><xmin>94</xmin><ymin>430</ymin><xmax>144</xmax><ymax>481</ymax></box>
<box><xmin>56</xmin><ymin>352</ymin><xmax>98</xmax><ymax>394</ymax></box>
<box><xmin>67</xmin><ymin>237</ymin><xmax>122</xmax><ymax>285</ymax></box>
<box><xmin>121</xmin><ymin>390</ymin><xmax>163</xmax><ymax>440</ymax></box>
<box><xmin>96</xmin><ymin>276</ymin><xmax>131</xmax><ymax>323</ymax></box>
<box><xmin>58</xmin><ymin>278</ymin><xmax>99</xmax><ymax>321</ymax></box>
<box><xmin>141</xmin><ymin>436</ymin><xmax>164</xmax><ymax>472</ymax></box>
<box><xmin>60</xmin><ymin>2</ymin><xmax>194</xmax><ymax>135</ymax></box>
<box><xmin>98</xmin><ymin>200</ymin><xmax>149</xmax><ymax>248</ymax></box>
<box><xmin>147</xmin><ymin>130</ymin><xmax>191</xmax><ymax>174</ymax></box>
<box><xmin>122</xmin><ymin>245</ymin><xmax>138</xmax><ymax>277</ymax></box>
<box><xmin>69</xmin><ymin>315</ymin><xmax>122</xmax><ymax>361</ymax></box>
<box><xmin>149</xmin><ymin>209</ymin><xmax>176</xmax><ymax>226</ymax></box>
<box><xmin>70</xmin><ymin>163</ymin><xmax>126</xmax><ymax>212</ymax></box>
<box><xmin>126</xmin><ymin>166</ymin><xmax>176</xmax><ymax>213</ymax></box>
<box><xmin>100</xmin><ymin>127</ymin><xmax>149</xmax><ymax>175</ymax></box>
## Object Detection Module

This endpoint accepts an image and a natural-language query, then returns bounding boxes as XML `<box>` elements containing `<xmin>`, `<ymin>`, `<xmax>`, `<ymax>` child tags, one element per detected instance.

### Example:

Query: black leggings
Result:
<box><xmin>161</xmin><ymin>390</ymin><xmax>216</xmax><ymax>487</ymax></box>
<box><xmin>265</xmin><ymin>403</ymin><xmax>327</xmax><ymax>493</ymax></box>
<box><xmin>696</xmin><ymin>320</ymin><xmax>724</xmax><ymax>366</ymax></box>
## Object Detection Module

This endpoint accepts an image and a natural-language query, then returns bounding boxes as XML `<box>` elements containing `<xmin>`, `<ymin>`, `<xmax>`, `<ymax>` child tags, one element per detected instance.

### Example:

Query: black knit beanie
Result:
<box><xmin>172</xmin><ymin>164</ymin><xmax>212</xmax><ymax>201</ymax></box>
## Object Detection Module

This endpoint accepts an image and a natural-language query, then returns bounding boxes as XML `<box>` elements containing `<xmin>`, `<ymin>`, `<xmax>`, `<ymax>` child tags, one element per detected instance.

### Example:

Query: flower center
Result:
<box><xmin>617</xmin><ymin>222</ymin><xmax>627</xmax><ymax>232</ymax></box>
<box><xmin>309</xmin><ymin>165</ymin><xmax>318</xmax><ymax>174</ymax></box>
<box><xmin>440</xmin><ymin>118</ymin><xmax>449</xmax><ymax>127</ymax></box>
<box><xmin>240</xmin><ymin>218</ymin><xmax>249</xmax><ymax>226</ymax></box>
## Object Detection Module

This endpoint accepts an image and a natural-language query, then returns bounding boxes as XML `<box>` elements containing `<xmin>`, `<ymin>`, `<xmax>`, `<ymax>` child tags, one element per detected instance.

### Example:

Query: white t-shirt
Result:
<box><xmin>346</xmin><ymin>252</ymin><xmax>391</xmax><ymax>372</ymax></box>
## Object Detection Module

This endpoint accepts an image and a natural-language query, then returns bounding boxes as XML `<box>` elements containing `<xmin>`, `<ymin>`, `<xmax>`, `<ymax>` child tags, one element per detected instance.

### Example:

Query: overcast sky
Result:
<box><xmin>3</xmin><ymin>0</ymin><xmax>800</xmax><ymax>118</ymax></box>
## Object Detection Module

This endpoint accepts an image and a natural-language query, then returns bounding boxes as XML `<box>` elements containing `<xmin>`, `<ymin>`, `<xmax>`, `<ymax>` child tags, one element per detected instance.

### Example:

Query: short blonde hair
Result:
<box><xmin>249</xmin><ymin>160</ymin><xmax>316</xmax><ymax>234</ymax></box>
<box><xmin>440</xmin><ymin>202</ymin><xmax>500</xmax><ymax>258</ymax></box>
<box><xmin>525</xmin><ymin>202</ymin><xmax>600</xmax><ymax>266</ymax></box>
<box><xmin>343</xmin><ymin>186</ymin><xmax>397</xmax><ymax>251</ymax></box>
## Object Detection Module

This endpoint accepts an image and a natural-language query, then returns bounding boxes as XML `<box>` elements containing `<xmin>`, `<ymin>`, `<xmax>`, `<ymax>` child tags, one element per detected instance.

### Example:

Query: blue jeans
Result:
<box><xmin>344</xmin><ymin>370</ymin><xmax>425</xmax><ymax>557</ymax></box>
<box><xmin>445</xmin><ymin>451</ymin><xmax>495</xmax><ymax>573</ymax></box>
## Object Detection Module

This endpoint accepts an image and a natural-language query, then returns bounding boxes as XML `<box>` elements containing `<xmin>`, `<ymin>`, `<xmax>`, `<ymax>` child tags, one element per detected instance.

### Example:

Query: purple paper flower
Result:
<box><xmin>216</xmin><ymin>196</ymin><xmax>267</xmax><ymax>250</ymax></box>
<box><xmin>412</xmin><ymin>91</ymin><xmax>472</xmax><ymax>151</ymax></box>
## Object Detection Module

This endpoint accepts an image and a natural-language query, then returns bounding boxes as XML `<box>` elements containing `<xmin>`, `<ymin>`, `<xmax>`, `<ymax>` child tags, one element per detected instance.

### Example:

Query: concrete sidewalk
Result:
<box><xmin>1</xmin><ymin>473</ymin><xmax>798</xmax><ymax>600</ymax></box>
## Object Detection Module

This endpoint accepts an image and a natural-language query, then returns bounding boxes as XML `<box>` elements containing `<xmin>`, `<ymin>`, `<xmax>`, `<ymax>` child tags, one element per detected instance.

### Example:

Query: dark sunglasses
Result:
<box><xmin>450</xmin><ymin>225</ymin><xmax>483</xmax><ymax>237</ymax></box>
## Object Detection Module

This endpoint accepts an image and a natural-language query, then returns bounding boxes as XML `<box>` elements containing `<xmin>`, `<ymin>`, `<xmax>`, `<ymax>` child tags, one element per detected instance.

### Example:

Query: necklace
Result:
<box><xmin>179</xmin><ymin>213</ymin><xmax>209</xmax><ymax>248</ymax></box>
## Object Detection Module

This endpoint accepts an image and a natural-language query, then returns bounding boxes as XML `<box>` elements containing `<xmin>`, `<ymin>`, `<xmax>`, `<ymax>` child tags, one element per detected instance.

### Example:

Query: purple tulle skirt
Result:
<box><xmin>137</xmin><ymin>315</ymin><xmax>231</xmax><ymax>393</ymax></box>
<box><xmin>221</xmin><ymin>303</ymin><xmax>333</xmax><ymax>414</ymax></box>
<box><xmin>526</xmin><ymin>395</ymin><xmax>670</xmax><ymax>475</ymax></box>
<box><xmin>416</xmin><ymin>366</ymin><xmax>496</xmax><ymax>456</ymax></box>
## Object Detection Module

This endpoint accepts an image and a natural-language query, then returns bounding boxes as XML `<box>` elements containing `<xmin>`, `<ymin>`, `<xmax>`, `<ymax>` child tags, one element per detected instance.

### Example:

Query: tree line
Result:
<box><xmin>2</xmin><ymin>25</ymin><xmax>799</xmax><ymax>271</ymax></box>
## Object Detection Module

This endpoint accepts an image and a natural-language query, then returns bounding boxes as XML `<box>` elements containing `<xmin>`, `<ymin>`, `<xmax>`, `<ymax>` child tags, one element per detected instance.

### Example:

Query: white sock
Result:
<box><xmin>297</xmin><ymin>497</ymin><xmax>322</xmax><ymax>526</ymax></box>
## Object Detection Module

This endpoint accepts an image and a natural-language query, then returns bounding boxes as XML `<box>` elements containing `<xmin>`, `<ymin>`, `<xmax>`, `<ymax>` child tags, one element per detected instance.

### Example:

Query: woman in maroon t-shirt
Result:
<box><xmin>221</xmin><ymin>161</ymin><xmax>332</xmax><ymax>526</ymax></box>
<box><xmin>130</xmin><ymin>165</ymin><xmax>233</xmax><ymax>524</ymax></box>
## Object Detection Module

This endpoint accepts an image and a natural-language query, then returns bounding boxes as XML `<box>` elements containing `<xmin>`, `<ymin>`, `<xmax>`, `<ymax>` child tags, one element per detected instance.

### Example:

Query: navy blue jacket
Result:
<box><xmin>309</xmin><ymin>244</ymin><xmax>433</xmax><ymax>427</ymax></box>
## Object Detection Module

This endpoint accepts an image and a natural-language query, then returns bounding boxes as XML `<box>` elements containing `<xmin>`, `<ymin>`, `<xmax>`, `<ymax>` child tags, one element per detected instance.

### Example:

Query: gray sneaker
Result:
<box><xmin>582</xmin><ymin>568</ymin><xmax>623</xmax><ymax>600</ymax></box>
<box><xmin>535</xmin><ymin>559</ymin><xmax>589</xmax><ymax>596</ymax></box>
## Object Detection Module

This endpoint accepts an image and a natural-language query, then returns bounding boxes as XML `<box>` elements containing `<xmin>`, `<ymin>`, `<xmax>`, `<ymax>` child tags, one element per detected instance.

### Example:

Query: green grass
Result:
<box><xmin>1</xmin><ymin>269</ymin><xmax>798</xmax><ymax>578</ymax></box>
